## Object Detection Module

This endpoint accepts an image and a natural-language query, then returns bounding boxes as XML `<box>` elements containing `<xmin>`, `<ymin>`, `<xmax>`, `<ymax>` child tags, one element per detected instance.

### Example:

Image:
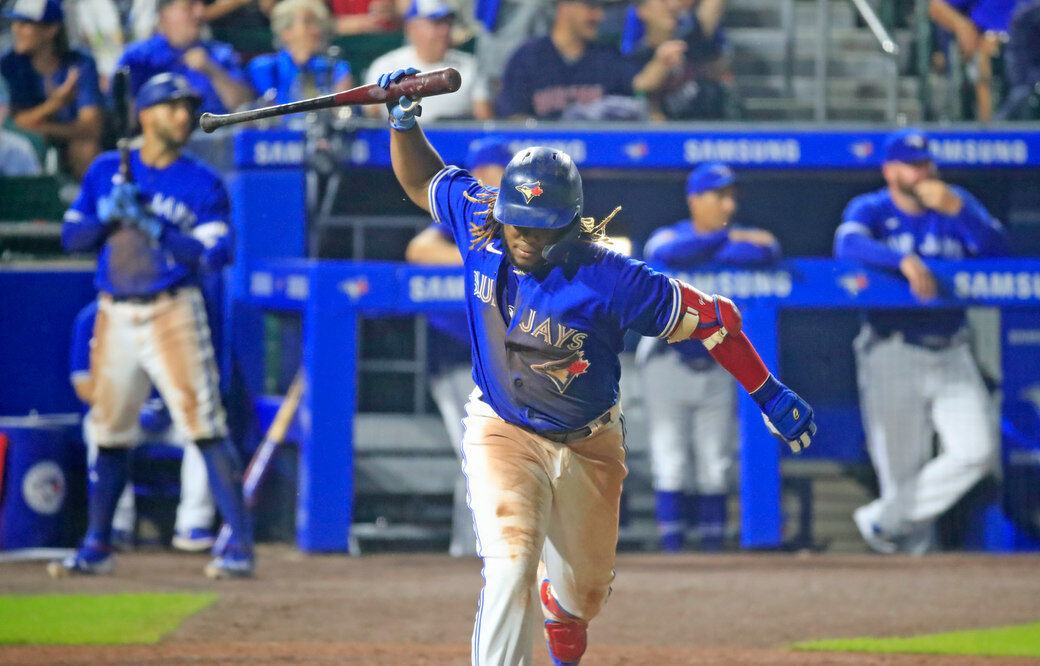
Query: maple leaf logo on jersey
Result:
<box><xmin>530</xmin><ymin>351</ymin><xmax>590</xmax><ymax>393</ymax></box>
<box><xmin>515</xmin><ymin>181</ymin><xmax>544</xmax><ymax>204</ymax></box>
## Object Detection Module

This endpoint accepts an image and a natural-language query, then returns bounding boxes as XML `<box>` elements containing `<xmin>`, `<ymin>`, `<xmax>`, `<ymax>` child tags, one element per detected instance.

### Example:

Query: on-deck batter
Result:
<box><xmin>53</xmin><ymin>73</ymin><xmax>253</xmax><ymax>579</ymax></box>
<box><xmin>379</xmin><ymin>67</ymin><xmax>817</xmax><ymax>665</ymax></box>
<box><xmin>835</xmin><ymin>128</ymin><xmax>1008</xmax><ymax>554</ymax></box>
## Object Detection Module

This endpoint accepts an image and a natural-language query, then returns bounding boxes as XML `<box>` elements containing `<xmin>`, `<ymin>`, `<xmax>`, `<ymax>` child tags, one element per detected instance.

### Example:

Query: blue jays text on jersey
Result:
<box><xmin>62</xmin><ymin>149</ymin><xmax>232</xmax><ymax>297</ymax></box>
<box><xmin>642</xmin><ymin>218</ymin><xmax>782</xmax><ymax>367</ymax></box>
<box><xmin>430</xmin><ymin>166</ymin><xmax>684</xmax><ymax>432</ymax></box>
<box><xmin>835</xmin><ymin>185</ymin><xmax>1008</xmax><ymax>339</ymax></box>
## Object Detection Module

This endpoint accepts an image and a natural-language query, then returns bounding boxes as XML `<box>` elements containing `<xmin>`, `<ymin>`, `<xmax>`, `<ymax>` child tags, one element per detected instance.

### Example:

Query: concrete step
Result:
<box><xmin>741</xmin><ymin>95</ymin><xmax>922</xmax><ymax>122</ymax></box>
<box><xmin>736</xmin><ymin>73</ymin><xmax>919</xmax><ymax>100</ymax></box>
<box><xmin>727</xmin><ymin>28</ymin><xmax>914</xmax><ymax>71</ymax></box>
<box><xmin>725</xmin><ymin>0</ymin><xmax>857</xmax><ymax>29</ymax></box>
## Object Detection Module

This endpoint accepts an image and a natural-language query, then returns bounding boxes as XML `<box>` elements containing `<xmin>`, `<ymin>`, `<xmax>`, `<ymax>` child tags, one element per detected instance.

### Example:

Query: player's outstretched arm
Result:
<box><xmin>666</xmin><ymin>279</ymin><xmax>816</xmax><ymax>452</ymax></box>
<box><xmin>381</xmin><ymin>68</ymin><xmax>445</xmax><ymax>214</ymax></box>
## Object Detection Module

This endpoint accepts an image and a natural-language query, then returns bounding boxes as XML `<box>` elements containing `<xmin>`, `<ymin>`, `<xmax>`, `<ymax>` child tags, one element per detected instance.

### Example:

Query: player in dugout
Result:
<box><xmin>377</xmin><ymin>66</ymin><xmax>817</xmax><ymax>666</ymax></box>
<box><xmin>53</xmin><ymin>72</ymin><xmax>254</xmax><ymax>580</ymax></box>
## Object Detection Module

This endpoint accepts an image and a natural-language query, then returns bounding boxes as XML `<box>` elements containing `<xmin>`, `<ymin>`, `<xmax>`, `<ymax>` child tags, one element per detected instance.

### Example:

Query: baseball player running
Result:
<box><xmin>638</xmin><ymin>162</ymin><xmax>781</xmax><ymax>552</ymax></box>
<box><xmin>406</xmin><ymin>137</ymin><xmax>512</xmax><ymax>557</ymax></box>
<box><xmin>379</xmin><ymin>67</ymin><xmax>816</xmax><ymax>665</ymax></box>
<box><xmin>70</xmin><ymin>300</ymin><xmax>217</xmax><ymax>551</ymax></box>
<box><xmin>52</xmin><ymin>72</ymin><xmax>253</xmax><ymax>579</ymax></box>
<box><xmin>835</xmin><ymin>128</ymin><xmax>1008</xmax><ymax>553</ymax></box>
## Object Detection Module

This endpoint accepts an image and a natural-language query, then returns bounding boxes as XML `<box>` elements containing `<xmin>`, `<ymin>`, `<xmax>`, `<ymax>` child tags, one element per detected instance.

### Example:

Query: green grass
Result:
<box><xmin>0</xmin><ymin>593</ymin><xmax>217</xmax><ymax>645</ymax></box>
<box><xmin>793</xmin><ymin>621</ymin><xmax>1040</xmax><ymax>658</ymax></box>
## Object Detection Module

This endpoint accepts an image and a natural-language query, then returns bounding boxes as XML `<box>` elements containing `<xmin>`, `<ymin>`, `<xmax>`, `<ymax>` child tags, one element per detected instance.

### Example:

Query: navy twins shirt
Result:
<box><xmin>62</xmin><ymin>149</ymin><xmax>233</xmax><ymax>297</ymax></box>
<box><xmin>495</xmin><ymin>36</ymin><xmax>639</xmax><ymax>119</ymax></box>
<box><xmin>430</xmin><ymin>166</ymin><xmax>681</xmax><ymax>432</ymax></box>
<box><xmin>834</xmin><ymin>186</ymin><xmax>1007</xmax><ymax>339</ymax></box>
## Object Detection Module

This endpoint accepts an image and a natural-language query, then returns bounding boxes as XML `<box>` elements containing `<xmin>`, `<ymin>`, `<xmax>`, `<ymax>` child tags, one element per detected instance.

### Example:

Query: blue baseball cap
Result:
<box><xmin>466</xmin><ymin>137</ymin><xmax>513</xmax><ymax>170</ymax></box>
<box><xmin>136</xmin><ymin>73</ymin><xmax>203</xmax><ymax>111</ymax></box>
<box><xmin>405</xmin><ymin>0</ymin><xmax>455</xmax><ymax>21</ymax></box>
<box><xmin>884</xmin><ymin>128</ymin><xmax>933</xmax><ymax>163</ymax></box>
<box><xmin>3</xmin><ymin>0</ymin><xmax>64</xmax><ymax>23</ymax></box>
<box><xmin>686</xmin><ymin>162</ymin><xmax>736</xmax><ymax>195</ymax></box>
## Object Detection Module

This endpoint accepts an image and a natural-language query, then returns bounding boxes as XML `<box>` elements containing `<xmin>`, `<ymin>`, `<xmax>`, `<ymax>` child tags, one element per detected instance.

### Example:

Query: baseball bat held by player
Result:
<box><xmin>198</xmin><ymin>67</ymin><xmax>461</xmax><ymax>132</ymax></box>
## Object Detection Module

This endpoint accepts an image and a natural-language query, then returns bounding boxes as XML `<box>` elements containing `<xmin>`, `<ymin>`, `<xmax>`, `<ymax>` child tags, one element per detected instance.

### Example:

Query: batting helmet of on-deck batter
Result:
<box><xmin>136</xmin><ymin>73</ymin><xmax>203</xmax><ymax>111</ymax></box>
<box><xmin>492</xmin><ymin>147</ymin><xmax>584</xmax><ymax>230</ymax></box>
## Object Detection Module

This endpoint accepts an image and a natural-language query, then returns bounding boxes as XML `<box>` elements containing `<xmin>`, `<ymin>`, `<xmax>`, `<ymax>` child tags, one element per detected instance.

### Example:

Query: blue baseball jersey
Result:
<box><xmin>118</xmin><ymin>35</ymin><xmax>250</xmax><ymax>115</ymax></box>
<box><xmin>834</xmin><ymin>185</ymin><xmax>1007</xmax><ymax>338</ymax></box>
<box><xmin>946</xmin><ymin>0</ymin><xmax>1023</xmax><ymax>31</ymax></box>
<box><xmin>1</xmin><ymin>49</ymin><xmax>102</xmax><ymax>123</ymax></box>
<box><xmin>248</xmin><ymin>51</ymin><xmax>351</xmax><ymax>107</ymax></box>
<box><xmin>495</xmin><ymin>36</ymin><xmax>639</xmax><ymax>119</ymax></box>
<box><xmin>643</xmin><ymin>219</ymin><xmax>781</xmax><ymax>365</ymax></box>
<box><xmin>70</xmin><ymin>300</ymin><xmax>97</xmax><ymax>384</ymax></box>
<box><xmin>422</xmin><ymin>222</ymin><xmax>477</xmax><ymax>371</ymax></box>
<box><xmin>430</xmin><ymin>166</ymin><xmax>681</xmax><ymax>432</ymax></box>
<box><xmin>62</xmin><ymin>149</ymin><xmax>233</xmax><ymax>297</ymax></box>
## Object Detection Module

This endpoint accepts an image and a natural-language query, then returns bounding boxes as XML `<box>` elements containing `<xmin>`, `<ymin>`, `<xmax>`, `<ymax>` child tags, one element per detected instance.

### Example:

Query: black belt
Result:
<box><xmin>109</xmin><ymin>286</ymin><xmax>184</xmax><ymax>304</ymax></box>
<box><xmin>534</xmin><ymin>409</ymin><xmax>616</xmax><ymax>444</ymax></box>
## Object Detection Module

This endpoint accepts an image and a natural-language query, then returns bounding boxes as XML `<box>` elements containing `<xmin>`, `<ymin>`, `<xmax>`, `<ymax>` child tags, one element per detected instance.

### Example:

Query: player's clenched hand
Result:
<box><xmin>378</xmin><ymin>67</ymin><xmax>422</xmax><ymax>130</ymax></box>
<box><xmin>751</xmin><ymin>376</ymin><xmax>816</xmax><ymax>453</ymax></box>
<box><xmin>98</xmin><ymin>181</ymin><xmax>146</xmax><ymax>225</ymax></box>
<box><xmin>913</xmin><ymin>179</ymin><xmax>962</xmax><ymax>215</ymax></box>
<box><xmin>899</xmin><ymin>253</ymin><xmax>938</xmax><ymax>301</ymax></box>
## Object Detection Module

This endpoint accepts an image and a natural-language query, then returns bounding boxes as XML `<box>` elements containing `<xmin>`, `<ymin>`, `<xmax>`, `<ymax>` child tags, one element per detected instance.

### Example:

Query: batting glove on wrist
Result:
<box><xmin>378</xmin><ymin>67</ymin><xmax>422</xmax><ymax>130</ymax></box>
<box><xmin>134</xmin><ymin>215</ymin><xmax>165</xmax><ymax>242</ymax></box>
<box><xmin>751</xmin><ymin>375</ymin><xmax>817</xmax><ymax>453</ymax></box>
<box><xmin>98</xmin><ymin>181</ymin><xmax>145</xmax><ymax>224</ymax></box>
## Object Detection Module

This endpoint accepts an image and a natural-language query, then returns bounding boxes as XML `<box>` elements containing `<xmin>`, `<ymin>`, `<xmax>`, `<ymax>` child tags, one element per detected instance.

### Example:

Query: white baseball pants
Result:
<box><xmin>462</xmin><ymin>391</ymin><xmax>626</xmax><ymax>666</ymax></box>
<box><xmin>854</xmin><ymin>327</ymin><xmax>998</xmax><ymax>536</ymax></box>
<box><xmin>429</xmin><ymin>362</ymin><xmax>479</xmax><ymax>557</ymax></box>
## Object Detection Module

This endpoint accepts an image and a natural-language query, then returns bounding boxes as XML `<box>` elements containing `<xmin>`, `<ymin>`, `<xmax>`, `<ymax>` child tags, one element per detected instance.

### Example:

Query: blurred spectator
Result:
<box><xmin>405</xmin><ymin>136</ymin><xmax>512</xmax><ymax>557</ymax></box>
<box><xmin>202</xmin><ymin>0</ymin><xmax>276</xmax><ymax>28</ymax></box>
<box><xmin>1</xmin><ymin>0</ymin><xmax>102</xmax><ymax>178</ymax></box>
<box><xmin>117</xmin><ymin>0</ymin><xmax>254</xmax><ymax>115</ymax></box>
<box><xmin>929</xmin><ymin>0</ymin><xmax>1021</xmax><ymax>121</ymax></box>
<box><xmin>637</xmin><ymin>163</ymin><xmax>779</xmax><ymax>552</ymax></box>
<box><xmin>997</xmin><ymin>0</ymin><xmax>1040</xmax><ymax>119</ymax></box>
<box><xmin>365</xmin><ymin>0</ymin><xmax>491</xmax><ymax>120</ymax></box>
<box><xmin>248</xmin><ymin>0</ymin><xmax>353</xmax><ymax>106</ymax></box>
<box><xmin>622</xmin><ymin>0</ymin><xmax>737</xmax><ymax>120</ymax></box>
<box><xmin>330</xmin><ymin>0</ymin><xmax>402</xmax><ymax>34</ymax></box>
<box><xmin>472</xmin><ymin>0</ymin><xmax>553</xmax><ymax>93</ymax></box>
<box><xmin>495</xmin><ymin>0</ymin><xmax>685</xmax><ymax>120</ymax></box>
<box><xmin>65</xmin><ymin>0</ymin><xmax>158</xmax><ymax>90</ymax></box>
<box><xmin>834</xmin><ymin>129</ymin><xmax>1007</xmax><ymax>554</ymax></box>
<box><xmin>0</xmin><ymin>76</ymin><xmax>43</xmax><ymax>176</ymax></box>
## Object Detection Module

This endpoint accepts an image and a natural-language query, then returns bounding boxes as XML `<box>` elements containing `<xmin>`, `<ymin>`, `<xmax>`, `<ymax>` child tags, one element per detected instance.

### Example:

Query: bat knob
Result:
<box><xmin>198</xmin><ymin>112</ymin><xmax>219</xmax><ymax>133</ymax></box>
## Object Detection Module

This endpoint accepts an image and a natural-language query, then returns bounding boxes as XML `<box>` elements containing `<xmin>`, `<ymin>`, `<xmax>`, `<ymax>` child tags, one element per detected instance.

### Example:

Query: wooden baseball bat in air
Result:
<box><xmin>198</xmin><ymin>67</ymin><xmax>461</xmax><ymax>133</ymax></box>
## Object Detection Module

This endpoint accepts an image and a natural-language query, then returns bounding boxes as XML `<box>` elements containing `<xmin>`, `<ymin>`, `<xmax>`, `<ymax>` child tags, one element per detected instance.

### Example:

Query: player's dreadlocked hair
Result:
<box><xmin>463</xmin><ymin>182</ymin><xmax>622</xmax><ymax>252</ymax></box>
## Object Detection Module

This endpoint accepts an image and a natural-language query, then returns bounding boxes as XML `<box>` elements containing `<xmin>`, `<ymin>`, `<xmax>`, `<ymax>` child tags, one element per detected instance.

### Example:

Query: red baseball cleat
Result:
<box><xmin>540</xmin><ymin>578</ymin><xmax>587</xmax><ymax>666</ymax></box>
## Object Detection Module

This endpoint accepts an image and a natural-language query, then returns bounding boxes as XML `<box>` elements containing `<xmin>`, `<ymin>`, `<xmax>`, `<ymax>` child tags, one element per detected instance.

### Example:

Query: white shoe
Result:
<box><xmin>853</xmin><ymin>506</ymin><xmax>899</xmax><ymax>554</ymax></box>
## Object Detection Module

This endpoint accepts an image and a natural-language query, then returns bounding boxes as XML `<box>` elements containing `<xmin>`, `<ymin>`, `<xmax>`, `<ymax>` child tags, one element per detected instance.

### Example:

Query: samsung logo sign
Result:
<box><xmin>409</xmin><ymin>274</ymin><xmax>465</xmax><ymax>302</ymax></box>
<box><xmin>954</xmin><ymin>271</ymin><xmax>1040</xmax><ymax>299</ymax></box>
<box><xmin>930</xmin><ymin>139</ymin><xmax>1028</xmax><ymax>165</ymax></box>
<box><xmin>253</xmin><ymin>140</ymin><xmax>305</xmax><ymax>165</ymax></box>
<box><xmin>684</xmin><ymin>139</ymin><xmax>800</xmax><ymax>164</ymax></box>
<box><xmin>671</xmin><ymin>271</ymin><xmax>793</xmax><ymax>298</ymax></box>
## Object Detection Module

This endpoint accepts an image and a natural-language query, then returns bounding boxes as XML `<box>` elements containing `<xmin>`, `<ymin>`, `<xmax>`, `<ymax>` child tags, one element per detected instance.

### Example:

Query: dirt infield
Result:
<box><xmin>2</xmin><ymin>547</ymin><xmax>1040</xmax><ymax>665</ymax></box>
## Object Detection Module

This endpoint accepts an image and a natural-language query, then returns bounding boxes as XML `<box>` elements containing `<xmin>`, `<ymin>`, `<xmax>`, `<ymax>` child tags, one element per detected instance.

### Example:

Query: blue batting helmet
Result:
<box><xmin>136</xmin><ymin>73</ymin><xmax>202</xmax><ymax>111</ymax></box>
<box><xmin>492</xmin><ymin>147</ymin><xmax>583</xmax><ymax>230</ymax></box>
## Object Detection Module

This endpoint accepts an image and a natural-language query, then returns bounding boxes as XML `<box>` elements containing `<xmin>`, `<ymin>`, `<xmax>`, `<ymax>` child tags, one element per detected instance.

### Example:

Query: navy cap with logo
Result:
<box><xmin>493</xmin><ymin>147</ymin><xmax>583</xmax><ymax>230</ymax></box>
<box><xmin>884</xmin><ymin>128</ymin><xmax>933</xmax><ymax>163</ymax></box>
<box><xmin>136</xmin><ymin>73</ymin><xmax>203</xmax><ymax>111</ymax></box>
<box><xmin>686</xmin><ymin>162</ymin><xmax>735</xmax><ymax>196</ymax></box>
<box><xmin>405</xmin><ymin>0</ymin><xmax>455</xmax><ymax>20</ymax></box>
<box><xmin>3</xmin><ymin>0</ymin><xmax>64</xmax><ymax>23</ymax></box>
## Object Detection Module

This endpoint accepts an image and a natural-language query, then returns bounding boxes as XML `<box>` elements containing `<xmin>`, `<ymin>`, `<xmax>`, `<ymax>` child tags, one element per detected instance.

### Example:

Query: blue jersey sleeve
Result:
<box><xmin>610</xmin><ymin>255</ymin><xmax>682</xmax><ymax>339</ymax></box>
<box><xmin>334</xmin><ymin>60</ymin><xmax>351</xmax><ymax>82</ymax></box>
<box><xmin>210</xmin><ymin>42</ymin><xmax>250</xmax><ymax>87</ymax></box>
<box><xmin>192</xmin><ymin>175</ymin><xmax>234</xmax><ymax>271</ymax></box>
<box><xmin>833</xmin><ymin>195</ymin><xmax>905</xmax><ymax>269</ymax></box>
<box><xmin>644</xmin><ymin>225</ymin><xmax>728</xmax><ymax>267</ymax></box>
<box><xmin>73</xmin><ymin>53</ymin><xmax>103</xmax><ymax>110</ymax></box>
<box><xmin>247</xmin><ymin>55</ymin><xmax>276</xmax><ymax>95</ymax></box>
<box><xmin>428</xmin><ymin>166</ymin><xmax>493</xmax><ymax>258</ymax></box>
<box><xmin>715</xmin><ymin>238</ymin><xmax>782</xmax><ymax>266</ymax></box>
<box><xmin>951</xmin><ymin>186</ymin><xmax>1008</xmax><ymax>257</ymax></box>
<box><xmin>62</xmin><ymin>160</ymin><xmax>108</xmax><ymax>252</ymax></box>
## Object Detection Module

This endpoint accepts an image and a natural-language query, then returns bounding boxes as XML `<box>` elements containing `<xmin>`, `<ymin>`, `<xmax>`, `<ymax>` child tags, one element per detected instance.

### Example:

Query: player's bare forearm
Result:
<box><xmin>405</xmin><ymin>227</ymin><xmax>462</xmax><ymax>265</ymax></box>
<box><xmin>389</xmin><ymin>125</ymin><xmax>445</xmax><ymax>213</ymax></box>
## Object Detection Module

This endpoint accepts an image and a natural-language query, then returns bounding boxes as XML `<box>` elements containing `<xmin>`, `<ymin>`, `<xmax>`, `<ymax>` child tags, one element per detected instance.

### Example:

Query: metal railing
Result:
<box><xmin>815</xmin><ymin>0</ymin><xmax>902</xmax><ymax>121</ymax></box>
